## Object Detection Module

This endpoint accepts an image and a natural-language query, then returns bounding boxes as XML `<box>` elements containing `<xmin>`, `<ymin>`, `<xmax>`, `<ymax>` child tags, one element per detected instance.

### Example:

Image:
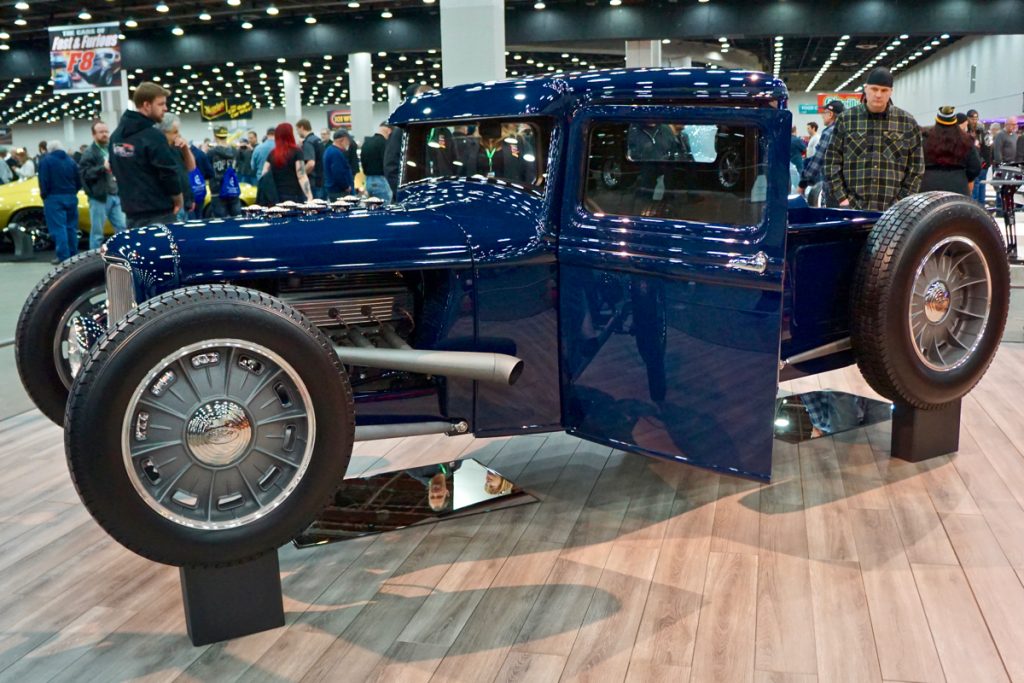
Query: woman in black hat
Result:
<box><xmin>920</xmin><ymin>106</ymin><xmax>982</xmax><ymax>196</ymax></box>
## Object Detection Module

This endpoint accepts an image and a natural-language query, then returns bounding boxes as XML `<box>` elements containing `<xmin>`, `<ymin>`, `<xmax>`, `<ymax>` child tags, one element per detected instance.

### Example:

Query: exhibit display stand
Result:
<box><xmin>890</xmin><ymin>399</ymin><xmax>962</xmax><ymax>463</ymax></box>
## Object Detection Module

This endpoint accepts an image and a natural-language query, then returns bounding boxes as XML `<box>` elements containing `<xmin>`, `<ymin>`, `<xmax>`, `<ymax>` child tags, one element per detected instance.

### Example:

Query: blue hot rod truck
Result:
<box><xmin>16</xmin><ymin>68</ymin><xmax>1009</xmax><ymax>568</ymax></box>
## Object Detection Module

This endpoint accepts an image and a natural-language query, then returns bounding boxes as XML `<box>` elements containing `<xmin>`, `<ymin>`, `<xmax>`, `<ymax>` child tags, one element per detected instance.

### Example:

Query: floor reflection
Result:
<box><xmin>774</xmin><ymin>390</ymin><xmax>892</xmax><ymax>444</ymax></box>
<box><xmin>295</xmin><ymin>458</ymin><xmax>537</xmax><ymax>546</ymax></box>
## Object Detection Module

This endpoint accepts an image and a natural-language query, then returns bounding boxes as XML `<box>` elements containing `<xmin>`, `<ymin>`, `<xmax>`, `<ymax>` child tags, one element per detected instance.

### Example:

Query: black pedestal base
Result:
<box><xmin>179</xmin><ymin>551</ymin><xmax>285</xmax><ymax>646</ymax></box>
<box><xmin>891</xmin><ymin>399</ymin><xmax>962</xmax><ymax>463</ymax></box>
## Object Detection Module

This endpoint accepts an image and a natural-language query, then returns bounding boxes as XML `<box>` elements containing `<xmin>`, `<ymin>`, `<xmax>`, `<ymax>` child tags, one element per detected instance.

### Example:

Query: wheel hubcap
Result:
<box><xmin>54</xmin><ymin>285</ymin><xmax>107</xmax><ymax>389</ymax></box>
<box><xmin>908</xmin><ymin>236</ymin><xmax>991</xmax><ymax>372</ymax></box>
<box><xmin>122</xmin><ymin>339</ymin><xmax>315</xmax><ymax>531</ymax></box>
<box><xmin>185</xmin><ymin>400</ymin><xmax>252</xmax><ymax>467</ymax></box>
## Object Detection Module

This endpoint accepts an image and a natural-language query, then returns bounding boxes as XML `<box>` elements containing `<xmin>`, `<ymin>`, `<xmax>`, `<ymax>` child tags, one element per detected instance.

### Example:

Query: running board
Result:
<box><xmin>780</xmin><ymin>337</ymin><xmax>852</xmax><ymax>369</ymax></box>
<box><xmin>354</xmin><ymin>420</ymin><xmax>469</xmax><ymax>442</ymax></box>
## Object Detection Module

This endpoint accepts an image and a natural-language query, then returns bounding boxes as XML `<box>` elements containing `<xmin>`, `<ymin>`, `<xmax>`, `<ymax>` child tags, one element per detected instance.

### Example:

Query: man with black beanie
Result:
<box><xmin>824</xmin><ymin>67</ymin><xmax>924</xmax><ymax>211</ymax></box>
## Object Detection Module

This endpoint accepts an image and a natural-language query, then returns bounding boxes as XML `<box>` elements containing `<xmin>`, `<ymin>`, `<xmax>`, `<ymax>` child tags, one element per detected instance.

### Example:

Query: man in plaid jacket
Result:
<box><xmin>824</xmin><ymin>67</ymin><xmax>924</xmax><ymax>211</ymax></box>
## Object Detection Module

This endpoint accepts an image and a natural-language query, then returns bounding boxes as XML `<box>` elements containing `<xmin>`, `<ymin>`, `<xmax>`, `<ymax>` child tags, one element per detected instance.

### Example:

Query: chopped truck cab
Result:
<box><xmin>16</xmin><ymin>68</ymin><xmax>1009</xmax><ymax>568</ymax></box>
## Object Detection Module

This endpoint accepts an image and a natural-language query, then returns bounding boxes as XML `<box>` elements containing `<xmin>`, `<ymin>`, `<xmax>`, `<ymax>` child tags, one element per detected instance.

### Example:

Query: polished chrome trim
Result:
<box><xmin>780</xmin><ymin>337</ymin><xmax>852</xmax><ymax>369</ymax></box>
<box><xmin>333</xmin><ymin>345</ymin><xmax>524</xmax><ymax>385</ymax></box>
<box><xmin>726</xmin><ymin>250</ymin><xmax>769</xmax><ymax>275</ymax></box>
<box><xmin>104</xmin><ymin>262</ymin><xmax>136</xmax><ymax>329</ymax></box>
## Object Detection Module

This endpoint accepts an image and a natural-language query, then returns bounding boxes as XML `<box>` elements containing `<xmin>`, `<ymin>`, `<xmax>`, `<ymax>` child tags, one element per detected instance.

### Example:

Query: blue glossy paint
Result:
<box><xmin>101</xmin><ymin>67</ymin><xmax>895</xmax><ymax>481</ymax></box>
<box><xmin>390</xmin><ymin>68</ymin><xmax>788</xmax><ymax>126</ymax></box>
<box><xmin>558</xmin><ymin>104</ymin><xmax>792</xmax><ymax>480</ymax></box>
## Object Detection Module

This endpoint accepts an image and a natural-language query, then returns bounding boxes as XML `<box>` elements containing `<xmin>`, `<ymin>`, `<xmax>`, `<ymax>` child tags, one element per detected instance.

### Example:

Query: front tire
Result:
<box><xmin>851</xmin><ymin>192</ymin><xmax>1010</xmax><ymax>408</ymax></box>
<box><xmin>65</xmin><ymin>285</ymin><xmax>354</xmax><ymax>567</ymax></box>
<box><xmin>15</xmin><ymin>250</ymin><xmax>106</xmax><ymax>425</ymax></box>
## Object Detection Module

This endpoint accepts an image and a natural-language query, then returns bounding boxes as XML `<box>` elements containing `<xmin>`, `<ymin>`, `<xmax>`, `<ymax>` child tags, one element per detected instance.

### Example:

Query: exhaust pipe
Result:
<box><xmin>334</xmin><ymin>345</ymin><xmax>524</xmax><ymax>385</ymax></box>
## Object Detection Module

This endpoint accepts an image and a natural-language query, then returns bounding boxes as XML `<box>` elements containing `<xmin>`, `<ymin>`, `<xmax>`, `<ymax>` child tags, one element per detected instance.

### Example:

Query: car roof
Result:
<box><xmin>389</xmin><ymin>67</ymin><xmax>787</xmax><ymax>126</ymax></box>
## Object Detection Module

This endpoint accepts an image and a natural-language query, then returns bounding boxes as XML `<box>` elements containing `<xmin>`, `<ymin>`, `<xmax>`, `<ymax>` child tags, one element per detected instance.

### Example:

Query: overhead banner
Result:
<box><xmin>327</xmin><ymin>109</ymin><xmax>352</xmax><ymax>130</ymax></box>
<box><xmin>48</xmin><ymin>21</ymin><xmax>122</xmax><ymax>92</ymax></box>
<box><xmin>200</xmin><ymin>99</ymin><xmax>255</xmax><ymax>121</ymax></box>
<box><xmin>816</xmin><ymin>92</ymin><xmax>862</xmax><ymax>111</ymax></box>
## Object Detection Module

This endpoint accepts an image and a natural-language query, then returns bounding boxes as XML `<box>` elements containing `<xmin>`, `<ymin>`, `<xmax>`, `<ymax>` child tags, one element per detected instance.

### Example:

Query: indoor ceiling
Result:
<box><xmin>0</xmin><ymin>0</ymin><xmax>965</xmax><ymax>127</ymax></box>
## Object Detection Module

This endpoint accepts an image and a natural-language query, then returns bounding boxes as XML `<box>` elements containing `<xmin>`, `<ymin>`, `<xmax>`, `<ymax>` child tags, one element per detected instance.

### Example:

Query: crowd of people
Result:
<box><xmin>792</xmin><ymin>66</ymin><xmax>1001</xmax><ymax>212</ymax></box>
<box><xmin>8</xmin><ymin>70</ymin><xmax>1022</xmax><ymax>265</ymax></box>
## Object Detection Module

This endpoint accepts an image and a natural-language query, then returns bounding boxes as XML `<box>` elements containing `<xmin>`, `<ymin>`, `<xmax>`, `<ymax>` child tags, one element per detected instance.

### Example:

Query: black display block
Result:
<box><xmin>890</xmin><ymin>399</ymin><xmax>962</xmax><ymax>463</ymax></box>
<box><xmin>179</xmin><ymin>551</ymin><xmax>285</xmax><ymax>646</ymax></box>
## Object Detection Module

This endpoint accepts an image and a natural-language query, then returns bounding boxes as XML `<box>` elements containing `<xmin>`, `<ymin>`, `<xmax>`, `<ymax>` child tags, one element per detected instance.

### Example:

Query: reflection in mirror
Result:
<box><xmin>294</xmin><ymin>458</ymin><xmax>536</xmax><ymax>546</ymax></box>
<box><xmin>774</xmin><ymin>390</ymin><xmax>892</xmax><ymax>443</ymax></box>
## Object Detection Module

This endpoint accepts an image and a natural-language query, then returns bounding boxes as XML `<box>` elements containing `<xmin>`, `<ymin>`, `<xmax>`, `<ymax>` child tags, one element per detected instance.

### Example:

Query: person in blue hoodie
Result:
<box><xmin>37</xmin><ymin>139</ymin><xmax>82</xmax><ymax>263</ymax></box>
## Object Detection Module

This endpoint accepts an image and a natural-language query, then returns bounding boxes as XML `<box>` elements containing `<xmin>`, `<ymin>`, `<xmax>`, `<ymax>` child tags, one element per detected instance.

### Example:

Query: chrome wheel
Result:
<box><xmin>121</xmin><ymin>339</ymin><xmax>316</xmax><ymax>531</ymax></box>
<box><xmin>718</xmin><ymin>148</ymin><xmax>740</xmax><ymax>189</ymax></box>
<box><xmin>53</xmin><ymin>285</ymin><xmax>106</xmax><ymax>389</ymax></box>
<box><xmin>908</xmin><ymin>236</ymin><xmax>992</xmax><ymax>372</ymax></box>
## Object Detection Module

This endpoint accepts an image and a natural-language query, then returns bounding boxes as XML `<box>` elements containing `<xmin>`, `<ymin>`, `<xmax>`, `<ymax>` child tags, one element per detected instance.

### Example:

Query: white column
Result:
<box><xmin>282</xmin><ymin>70</ymin><xmax>302</xmax><ymax>123</ymax></box>
<box><xmin>63</xmin><ymin>117</ymin><xmax>75</xmax><ymax>148</ymax></box>
<box><xmin>100</xmin><ymin>81</ymin><xmax>128</xmax><ymax>125</ymax></box>
<box><xmin>440</xmin><ymin>0</ymin><xmax>504</xmax><ymax>87</ymax></box>
<box><xmin>348</xmin><ymin>52</ymin><xmax>374</xmax><ymax>143</ymax></box>
<box><xmin>625</xmin><ymin>40</ymin><xmax>663</xmax><ymax>68</ymax></box>
<box><xmin>387</xmin><ymin>83</ymin><xmax>402</xmax><ymax>113</ymax></box>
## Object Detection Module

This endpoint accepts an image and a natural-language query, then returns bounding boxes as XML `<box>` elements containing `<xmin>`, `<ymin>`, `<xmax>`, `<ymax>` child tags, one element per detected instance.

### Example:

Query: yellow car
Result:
<box><xmin>0</xmin><ymin>176</ymin><xmax>256</xmax><ymax>248</ymax></box>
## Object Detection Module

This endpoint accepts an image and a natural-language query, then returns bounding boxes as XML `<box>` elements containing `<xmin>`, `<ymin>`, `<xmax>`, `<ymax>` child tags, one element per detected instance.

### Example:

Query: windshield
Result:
<box><xmin>402</xmin><ymin>118</ymin><xmax>550</xmax><ymax>193</ymax></box>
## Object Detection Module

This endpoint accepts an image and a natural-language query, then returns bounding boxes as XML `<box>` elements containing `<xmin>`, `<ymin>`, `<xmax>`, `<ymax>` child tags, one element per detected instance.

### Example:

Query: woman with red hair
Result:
<box><xmin>261</xmin><ymin>122</ymin><xmax>313</xmax><ymax>202</ymax></box>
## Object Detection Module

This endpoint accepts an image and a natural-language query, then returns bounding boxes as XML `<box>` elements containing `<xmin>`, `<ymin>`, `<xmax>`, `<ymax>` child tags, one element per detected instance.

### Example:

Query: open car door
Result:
<box><xmin>558</xmin><ymin>104</ymin><xmax>792</xmax><ymax>480</ymax></box>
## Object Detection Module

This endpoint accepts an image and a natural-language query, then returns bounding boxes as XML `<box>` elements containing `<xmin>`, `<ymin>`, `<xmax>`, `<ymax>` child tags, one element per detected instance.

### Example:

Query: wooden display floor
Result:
<box><xmin>1</xmin><ymin>350</ymin><xmax>1023</xmax><ymax>682</ymax></box>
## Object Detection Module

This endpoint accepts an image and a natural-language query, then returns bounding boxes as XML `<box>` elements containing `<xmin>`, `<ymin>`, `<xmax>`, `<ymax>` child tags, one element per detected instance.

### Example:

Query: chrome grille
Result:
<box><xmin>105</xmin><ymin>262</ymin><xmax>136</xmax><ymax>329</ymax></box>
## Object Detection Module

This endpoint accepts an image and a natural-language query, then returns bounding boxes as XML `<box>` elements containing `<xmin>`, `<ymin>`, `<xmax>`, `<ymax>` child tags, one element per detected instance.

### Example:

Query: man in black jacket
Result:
<box><xmin>109</xmin><ymin>82</ymin><xmax>183</xmax><ymax>228</ymax></box>
<box><xmin>361</xmin><ymin>123</ymin><xmax>392</xmax><ymax>202</ymax></box>
<box><xmin>296</xmin><ymin>118</ymin><xmax>325</xmax><ymax>199</ymax></box>
<box><xmin>79</xmin><ymin>120</ymin><xmax>127</xmax><ymax>249</ymax></box>
<box><xmin>384</xmin><ymin>84</ymin><xmax>432</xmax><ymax>196</ymax></box>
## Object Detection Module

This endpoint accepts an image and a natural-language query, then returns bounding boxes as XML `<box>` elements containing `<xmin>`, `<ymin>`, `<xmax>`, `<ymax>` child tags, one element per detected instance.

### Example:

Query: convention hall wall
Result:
<box><xmin>9</xmin><ymin>102</ymin><xmax>393</xmax><ymax>150</ymax></box>
<box><xmin>895</xmin><ymin>34</ymin><xmax>1024</xmax><ymax>122</ymax></box>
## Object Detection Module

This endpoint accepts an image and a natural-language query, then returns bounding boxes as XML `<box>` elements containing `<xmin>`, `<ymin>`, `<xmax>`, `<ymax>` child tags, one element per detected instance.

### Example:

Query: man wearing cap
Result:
<box><xmin>207</xmin><ymin>126</ymin><xmax>240</xmax><ymax>217</ymax></box>
<box><xmin>799</xmin><ymin>99</ymin><xmax>845</xmax><ymax>206</ymax></box>
<box><xmin>251</xmin><ymin>127</ymin><xmax>275</xmax><ymax>180</ymax></box>
<box><xmin>322</xmin><ymin>129</ymin><xmax>355</xmax><ymax>200</ymax></box>
<box><xmin>824</xmin><ymin>67</ymin><xmax>924</xmax><ymax>211</ymax></box>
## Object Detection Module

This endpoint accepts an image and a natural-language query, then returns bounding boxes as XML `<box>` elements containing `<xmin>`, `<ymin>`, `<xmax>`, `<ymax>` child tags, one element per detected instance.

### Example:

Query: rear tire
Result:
<box><xmin>851</xmin><ymin>192</ymin><xmax>1009</xmax><ymax>408</ymax></box>
<box><xmin>65</xmin><ymin>285</ymin><xmax>355</xmax><ymax>567</ymax></box>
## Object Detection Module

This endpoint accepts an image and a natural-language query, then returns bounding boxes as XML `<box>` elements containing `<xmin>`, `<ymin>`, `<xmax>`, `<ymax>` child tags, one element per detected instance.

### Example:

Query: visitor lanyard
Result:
<box><xmin>485</xmin><ymin>147</ymin><xmax>497</xmax><ymax>175</ymax></box>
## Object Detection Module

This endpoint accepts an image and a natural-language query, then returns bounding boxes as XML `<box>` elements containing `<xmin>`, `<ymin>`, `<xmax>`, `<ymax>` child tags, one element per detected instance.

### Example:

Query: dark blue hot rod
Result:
<box><xmin>16</xmin><ymin>68</ymin><xmax>1009</xmax><ymax>567</ymax></box>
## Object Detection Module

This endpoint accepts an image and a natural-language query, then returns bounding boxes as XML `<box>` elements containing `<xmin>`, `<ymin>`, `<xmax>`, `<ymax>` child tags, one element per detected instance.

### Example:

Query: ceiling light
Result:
<box><xmin>78</xmin><ymin>8</ymin><xmax>92</xmax><ymax>20</ymax></box>
<box><xmin>0</xmin><ymin>44</ymin><xmax>9</xmax><ymax>51</ymax></box>
<box><xmin>900</xmin><ymin>34</ymin><xmax>909</xmax><ymax>39</ymax></box>
<box><xmin>381</xmin><ymin>9</ymin><xmax>393</xmax><ymax>18</ymax></box>
<box><xmin>227</xmin><ymin>0</ymin><xmax>241</xmax><ymax>5</ymax></box>
<box><xmin>940</xmin><ymin>34</ymin><xmax>950</xmax><ymax>40</ymax></box>
<box><xmin>0</xmin><ymin>31</ymin><xmax>9</xmax><ymax>39</ymax></box>
<box><xmin>124</xmin><ymin>17</ymin><xmax>138</xmax><ymax>27</ymax></box>
<box><xmin>155</xmin><ymin>1</ymin><xmax>168</xmax><ymax>11</ymax></box>
<box><xmin>348</xmin><ymin>1</ymin><xmax>360</xmax><ymax>6</ymax></box>
<box><xmin>305</xmin><ymin>14</ymin><xmax>316</xmax><ymax>23</ymax></box>
<box><xmin>199</xmin><ymin>11</ymin><xmax>211</xmax><ymax>20</ymax></box>
<box><xmin>266</xmin><ymin>5</ymin><xmax>279</xmax><ymax>15</ymax></box>
<box><xmin>171</xmin><ymin>25</ymin><xmax>184</xmax><ymax>35</ymax></box>
<box><xmin>14</xmin><ymin>16</ymin><xmax>27</xmax><ymax>26</ymax></box>
<box><xmin>241</xmin><ymin>20</ymin><xmax>253</xmax><ymax>28</ymax></box>
<box><xmin>15</xmin><ymin>1</ymin><xmax>29</xmax><ymax>9</ymax></box>
<box><xmin>610</xmin><ymin>0</ymin><xmax>622</xmax><ymax>5</ymax></box>
<box><xmin>534</xmin><ymin>1</ymin><xmax>545</xmax><ymax>8</ymax></box>
<box><xmin>423</xmin><ymin>0</ymin><xmax>436</xmax><ymax>3</ymax></box>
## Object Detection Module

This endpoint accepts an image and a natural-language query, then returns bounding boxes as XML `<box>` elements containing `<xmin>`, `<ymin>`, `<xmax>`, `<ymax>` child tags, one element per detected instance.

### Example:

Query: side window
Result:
<box><xmin>583</xmin><ymin>121</ymin><xmax>768</xmax><ymax>226</ymax></box>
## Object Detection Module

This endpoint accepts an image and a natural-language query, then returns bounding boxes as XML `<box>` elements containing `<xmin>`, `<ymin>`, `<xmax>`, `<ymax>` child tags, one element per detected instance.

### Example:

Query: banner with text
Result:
<box><xmin>201</xmin><ymin>99</ymin><xmax>255</xmax><ymax>121</ymax></box>
<box><xmin>328</xmin><ymin>109</ymin><xmax>352</xmax><ymax>130</ymax></box>
<box><xmin>816</xmin><ymin>92</ymin><xmax>863</xmax><ymax>111</ymax></box>
<box><xmin>48</xmin><ymin>21</ymin><xmax>122</xmax><ymax>92</ymax></box>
